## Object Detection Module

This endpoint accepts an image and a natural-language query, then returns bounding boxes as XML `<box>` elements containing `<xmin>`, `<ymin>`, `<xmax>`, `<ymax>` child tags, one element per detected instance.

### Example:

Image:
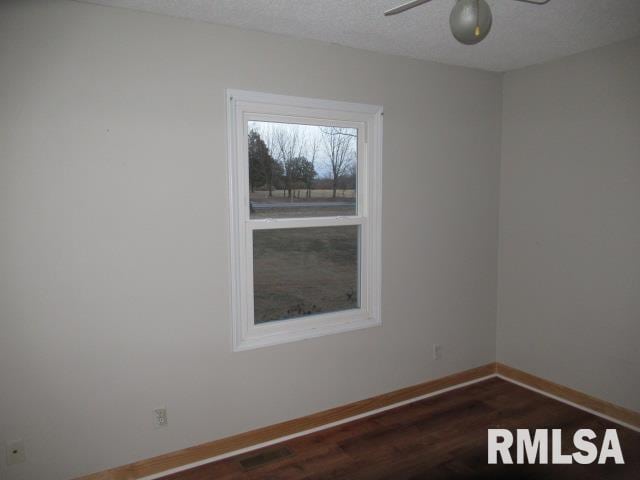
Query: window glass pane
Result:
<box><xmin>248</xmin><ymin>121</ymin><xmax>357</xmax><ymax>219</ymax></box>
<box><xmin>253</xmin><ymin>226</ymin><xmax>359</xmax><ymax>323</ymax></box>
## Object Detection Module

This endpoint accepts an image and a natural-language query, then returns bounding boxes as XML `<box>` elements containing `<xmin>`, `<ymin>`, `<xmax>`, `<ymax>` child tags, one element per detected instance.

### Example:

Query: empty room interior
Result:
<box><xmin>1</xmin><ymin>0</ymin><xmax>639</xmax><ymax>479</ymax></box>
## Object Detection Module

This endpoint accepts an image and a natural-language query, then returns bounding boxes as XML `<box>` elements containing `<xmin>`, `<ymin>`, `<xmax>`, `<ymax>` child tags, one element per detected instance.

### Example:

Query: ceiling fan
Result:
<box><xmin>384</xmin><ymin>0</ymin><xmax>551</xmax><ymax>45</ymax></box>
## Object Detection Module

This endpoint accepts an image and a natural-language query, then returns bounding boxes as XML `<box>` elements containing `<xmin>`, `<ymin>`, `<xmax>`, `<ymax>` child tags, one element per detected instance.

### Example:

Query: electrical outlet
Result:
<box><xmin>154</xmin><ymin>408</ymin><xmax>168</xmax><ymax>428</ymax></box>
<box><xmin>5</xmin><ymin>440</ymin><xmax>26</xmax><ymax>466</ymax></box>
<box><xmin>433</xmin><ymin>344</ymin><xmax>442</xmax><ymax>360</ymax></box>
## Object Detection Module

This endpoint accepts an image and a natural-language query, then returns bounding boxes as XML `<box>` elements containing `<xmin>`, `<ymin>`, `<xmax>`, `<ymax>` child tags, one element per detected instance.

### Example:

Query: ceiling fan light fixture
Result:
<box><xmin>449</xmin><ymin>0</ymin><xmax>492</xmax><ymax>45</ymax></box>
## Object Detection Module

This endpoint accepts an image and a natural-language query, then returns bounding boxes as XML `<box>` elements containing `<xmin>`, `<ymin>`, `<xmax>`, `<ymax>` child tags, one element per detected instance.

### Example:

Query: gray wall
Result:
<box><xmin>498</xmin><ymin>37</ymin><xmax>640</xmax><ymax>412</ymax></box>
<box><xmin>0</xmin><ymin>1</ymin><xmax>501</xmax><ymax>478</ymax></box>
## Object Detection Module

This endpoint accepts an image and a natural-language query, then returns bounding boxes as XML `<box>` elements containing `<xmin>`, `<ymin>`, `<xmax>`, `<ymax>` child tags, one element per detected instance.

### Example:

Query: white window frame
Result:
<box><xmin>227</xmin><ymin>89</ymin><xmax>382</xmax><ymax>351</ymax></box>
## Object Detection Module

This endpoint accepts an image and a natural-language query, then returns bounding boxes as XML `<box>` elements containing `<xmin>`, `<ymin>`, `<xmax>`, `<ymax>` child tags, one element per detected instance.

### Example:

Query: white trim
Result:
<box><xmin>227</xmin><ymin>89</ymin><xmax>244</xmax><ymax>354</ymax></box>
<box><xmin>227</xmin><ymin>89</ymin><xmax>382</xmax><ymax>115</ymax></box>
<box><xmin>235</xmin><ymin>315</ymin><xmax>381</xmax><ymax>352</ymax></box>
<box><xmin>138</xmin><ymin>374</ymin><xmax>494</xmax><ymax>480</ymax></box>
<box><xmin>496</xmin><ymin>375</ymin><xmax>640</xmax><ymax>433</ymax></box>
<box><xmin>248</xmin><ymin>216</ymin><xmax>365</xmax><ymax>230</ymax></box>
<box><xmin>227</xmin><ymin>89</ymin><xmax>383</xmax><ymax>351</ymax></box>
<box><xmin>245</xmin><ymin>112</ymin><xmax>365</xmax><ymax>130</ymax></box>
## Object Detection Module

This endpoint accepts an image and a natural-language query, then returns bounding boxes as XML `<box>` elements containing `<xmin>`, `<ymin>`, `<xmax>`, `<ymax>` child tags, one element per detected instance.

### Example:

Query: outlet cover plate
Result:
<box><xmin>154</xmin><ymin>408</ymin><xmax>168</xmax><ymax>428</ymax></box>
<box><xmin>433</xmin><ymin>344</ymin><xmax>442</xmax><ymax>360</ymax></box>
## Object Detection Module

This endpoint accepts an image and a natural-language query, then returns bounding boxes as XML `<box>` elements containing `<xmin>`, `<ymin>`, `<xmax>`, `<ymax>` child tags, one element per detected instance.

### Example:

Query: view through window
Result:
<box><xmin>248</xmin><ymin>121</ymin><xmax>359</xmax><ymax>323</ymax></box>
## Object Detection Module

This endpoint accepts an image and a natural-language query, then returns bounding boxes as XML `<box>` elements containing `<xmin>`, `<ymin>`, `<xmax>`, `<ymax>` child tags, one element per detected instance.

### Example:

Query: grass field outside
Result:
<box><xmin>253</xmin><ymin>226</ymin><xmax>359</xmax><ymax>323</ymax></box>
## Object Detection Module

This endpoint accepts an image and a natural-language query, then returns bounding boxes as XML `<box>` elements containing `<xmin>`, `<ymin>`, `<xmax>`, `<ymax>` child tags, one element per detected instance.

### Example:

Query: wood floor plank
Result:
<box><xmin>160</xmin><ymin>378</ymin><xmax>640</xmax><ymax>479</ymax></box>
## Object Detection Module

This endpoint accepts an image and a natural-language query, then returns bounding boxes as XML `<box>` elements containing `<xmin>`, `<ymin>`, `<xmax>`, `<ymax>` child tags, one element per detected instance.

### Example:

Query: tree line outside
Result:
<box><xmin>248</xmin><ymin>121</ymin><xmax>357</xmax><ymax>201</ymax></box>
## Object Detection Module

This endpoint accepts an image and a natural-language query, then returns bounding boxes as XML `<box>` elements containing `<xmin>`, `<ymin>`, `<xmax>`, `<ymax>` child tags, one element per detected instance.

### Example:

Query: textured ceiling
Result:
<box><xmin>78</xmin><ymin>0</ymin><xmax>640</xmax><ymax>71</ymax></box>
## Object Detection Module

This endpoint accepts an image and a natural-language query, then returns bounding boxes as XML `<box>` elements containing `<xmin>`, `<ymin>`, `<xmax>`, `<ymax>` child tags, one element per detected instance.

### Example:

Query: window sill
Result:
<box><xmin>233</xmin><ymin>314</ymin><xmax>381</xmax><ymax>351</ymax></box>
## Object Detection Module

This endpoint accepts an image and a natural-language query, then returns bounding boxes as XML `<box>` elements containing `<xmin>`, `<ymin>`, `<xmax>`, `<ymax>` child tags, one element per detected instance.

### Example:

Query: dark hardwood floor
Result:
<box><xmin>160</xmin><ymin>378</ymin><xmax>640</xmax><ymax>479</ymax></box>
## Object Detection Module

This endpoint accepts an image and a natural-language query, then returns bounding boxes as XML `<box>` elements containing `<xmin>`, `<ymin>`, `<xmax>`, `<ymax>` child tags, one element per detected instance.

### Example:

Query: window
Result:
<box><xmin>227</xmin><ymin>90</ymin><xmax>382</xmax><ymax>350</ymax></box>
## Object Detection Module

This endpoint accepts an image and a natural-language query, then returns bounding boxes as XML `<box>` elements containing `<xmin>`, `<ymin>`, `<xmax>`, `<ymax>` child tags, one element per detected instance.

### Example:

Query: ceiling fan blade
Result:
<box><xmin>384</xmin><ymin>0</ymin><xmax>433</xmax><ymax>16</ymax></box>
<box><xmin>511</xmin><ymin>0</ymin><xmax>551</xmax><ymax>4</ymax></box>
